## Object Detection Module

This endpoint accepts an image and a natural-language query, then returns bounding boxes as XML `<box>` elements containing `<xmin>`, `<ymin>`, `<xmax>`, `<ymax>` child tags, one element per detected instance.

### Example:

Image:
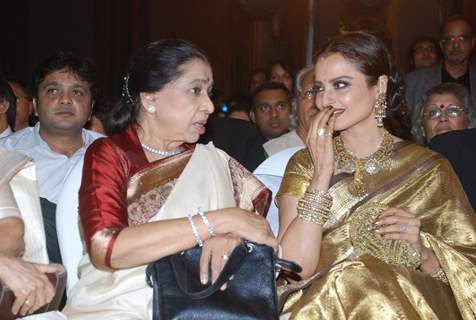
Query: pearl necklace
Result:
<box><xmin>141</xmin><ymin>143</ymin><xmax>181</xmax><ymax>157</ymax></box>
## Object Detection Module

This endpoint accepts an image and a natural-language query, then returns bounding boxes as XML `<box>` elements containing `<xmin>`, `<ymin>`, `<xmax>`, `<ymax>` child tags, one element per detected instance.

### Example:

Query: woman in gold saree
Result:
<box><xmin>63</xmin><ymin>40</ymin><xmax>276</xmax><ymax>319</ymax></box>
<box><xmin>277</xmin><ymin>31</ymin><xmax>476</xmax><ymax>319</ymax></box>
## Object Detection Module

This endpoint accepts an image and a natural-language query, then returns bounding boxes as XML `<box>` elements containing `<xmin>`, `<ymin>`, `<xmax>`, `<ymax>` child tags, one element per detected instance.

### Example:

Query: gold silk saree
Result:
<box><xmin>278</xmin><ymin>142</ymin><xmax>476</xmax><ymax>319</ymax></box>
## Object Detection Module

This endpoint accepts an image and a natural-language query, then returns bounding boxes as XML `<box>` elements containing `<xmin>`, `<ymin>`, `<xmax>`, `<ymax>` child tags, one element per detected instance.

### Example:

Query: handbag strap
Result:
<box><xmin>172</xmin><ymin>242</ymin><xmax>302</xmax><ymax>300</ymax></box>
<box><xmin>173</xmin><ymin>242</ymin><xmax>249</xmax><ymax>299</ymax></box>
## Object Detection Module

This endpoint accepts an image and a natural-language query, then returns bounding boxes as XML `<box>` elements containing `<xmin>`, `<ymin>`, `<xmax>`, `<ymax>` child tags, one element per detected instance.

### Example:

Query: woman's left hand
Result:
<box><xmin>199</xmin><ymin>233</ymin><xmax>241</xmax><ymax>289</ymax></box>
<box><xmin>374</xmin><ymin>208</ymin><xmax>422</xmax><ymax>254</ymax></box>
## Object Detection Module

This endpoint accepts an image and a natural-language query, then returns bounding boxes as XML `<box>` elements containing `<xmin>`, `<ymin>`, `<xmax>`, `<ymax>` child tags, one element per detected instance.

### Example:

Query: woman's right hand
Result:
<box><xmin>213</xmin><ymin>208</ymin><xmax>277</xmax><ymax>250</ymax></box>
<box><xmin>306</xmin><ymin>106</ymin><xmax>335</xmax><ymax>191</ymax></box>
<box><xmin>0</xmin><ymin>255</ymin><xmax>61</xmax><ymax>316</ymax></box>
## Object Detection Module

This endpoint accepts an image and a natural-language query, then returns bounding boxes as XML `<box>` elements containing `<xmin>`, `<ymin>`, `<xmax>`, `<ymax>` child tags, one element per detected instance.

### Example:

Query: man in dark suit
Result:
<box><xmin>406</xmin><ymin>16</ymin><xmax>476</xmax><ymax>119</ymax></box>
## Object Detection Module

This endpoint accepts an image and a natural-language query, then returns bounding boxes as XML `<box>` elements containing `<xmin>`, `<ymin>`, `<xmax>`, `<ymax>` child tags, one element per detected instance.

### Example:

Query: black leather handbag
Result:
<box><xmin>146</xmin><ymin>242</ymin><xmax>301</xmax><ymax>320</ymax></box>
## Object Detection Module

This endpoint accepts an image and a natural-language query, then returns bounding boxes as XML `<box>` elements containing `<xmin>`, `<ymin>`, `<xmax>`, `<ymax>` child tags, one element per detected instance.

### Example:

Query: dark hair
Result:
<box><xmin>407</xmin><ymin>36</ymin><xmax>440</xmax><ymax>71</ymax></box>
<box><xmin>251</xmin><ymin>81</ymin><xmax>291</xmax><ymax>110</ymax></box>
<box><xmin>108</xmin><ymin>39</ymin><xmax>209</xmax><ymax>134</ymax></box>
<box><xmin>227</xmin><ymin>93</ymin><xmax>252</xmax><ymax>114</ymax></box>
<box><xmin>0</xmin><ymin>78</ymin><xmax>16</xmax><ymax>128</ymax></box>
<box><xmin>441</xmin><ymin>15</ymin><xmax>474</xmax><ymax>37</ymax></box>
<box><xmin>317</xmin><ymin>31</ymin><xmax>405</xmax><ymax>114</ymax></box>
<box><xmin>268</xmin><ymin>61</ymin><xmax>293</xmax><ymax>79</ymax></box>
<box><xmin>251</xmin><ymin>68</ymin><xmax>267</xmax><ymax>79</ymax></box>
<box><xmin>31</xmin><ymin>51</ymin><xmax>97</xmax><ymax>101</ymax></box>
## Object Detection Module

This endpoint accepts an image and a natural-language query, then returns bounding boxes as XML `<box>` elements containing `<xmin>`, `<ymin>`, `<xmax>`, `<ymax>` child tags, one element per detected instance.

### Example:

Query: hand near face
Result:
<box><xmin>0</xmin><ymin>255</ymin><xmax>61</xmax><ymax>316</ymax></box>
<box><xmin>307</xmin><ymin>106</ymin><xmax>336</xmax><ymax>192</ymax></box>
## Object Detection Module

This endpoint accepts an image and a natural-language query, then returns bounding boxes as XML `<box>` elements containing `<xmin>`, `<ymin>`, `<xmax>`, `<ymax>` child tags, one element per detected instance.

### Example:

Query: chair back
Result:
<box><xmin>253</xmin><ymin>147</ymin><xmax>303</xmax><ymax>236</ymax></box>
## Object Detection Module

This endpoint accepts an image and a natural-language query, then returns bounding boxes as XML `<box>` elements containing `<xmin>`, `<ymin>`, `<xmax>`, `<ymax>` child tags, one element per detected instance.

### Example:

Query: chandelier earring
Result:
<box><xmin>374</xmin><ymin>93</ymin><xmax>387</xmax><ymax>128</ymax></box>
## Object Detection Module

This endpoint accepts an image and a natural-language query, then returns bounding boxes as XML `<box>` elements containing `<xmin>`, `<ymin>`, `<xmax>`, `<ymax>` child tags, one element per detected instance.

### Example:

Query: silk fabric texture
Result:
<box><xmin>277</xmin><ymin>142</ymin><xmax>476</xmax><ymax>319</ymax></box>
<box><xmin>63</xmin><ymin>125</ymin><xmax>271</xmax><ymax>319</ymax></box>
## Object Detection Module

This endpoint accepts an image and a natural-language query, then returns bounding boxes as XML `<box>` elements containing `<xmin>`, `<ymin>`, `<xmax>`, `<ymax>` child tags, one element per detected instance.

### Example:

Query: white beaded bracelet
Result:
<box><xmin>187</xmin><ymin>213</ymin><xmax>203</xmax><ymax>247</ymax></box>
<box><xmin>197</xmin><ymin>207</ymin><xmax>216</xmax><ymax>237</ymax></box>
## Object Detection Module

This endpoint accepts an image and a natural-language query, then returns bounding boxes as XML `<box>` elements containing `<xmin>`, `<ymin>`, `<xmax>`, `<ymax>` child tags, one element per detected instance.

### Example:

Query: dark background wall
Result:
<box><xmin>2</xmin><ymin>0</ymin><xmax>475</xmax><ymax>103</ymax></box>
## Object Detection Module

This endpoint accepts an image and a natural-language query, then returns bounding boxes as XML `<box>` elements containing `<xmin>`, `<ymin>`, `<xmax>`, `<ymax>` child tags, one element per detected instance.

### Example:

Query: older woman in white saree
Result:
<box><xmin>277</xmin><ymin>32</ymin><xmax>476</xmax><ymax>319</ymax></box>
<box><xmin>62</xmin><ymin>40</ymin><xmax>276</xmax><ymax>319</ymax></box>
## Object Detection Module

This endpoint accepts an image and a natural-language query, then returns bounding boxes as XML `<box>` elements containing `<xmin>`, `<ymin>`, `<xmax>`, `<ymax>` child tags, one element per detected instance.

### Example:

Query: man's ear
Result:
<box><xmin>33</xmin><ymin>98</ymin><xmax>39</xmax><ymax>116</ymax></box>
<box><xmin>249</xmin><ymin>110</ymin><xmax>256</xmax><ymax>123</ymax></box>
<box><xmin>0</xmin><ymin>100</ymin><xmax>9</xmax><ymax>114</ymax></box>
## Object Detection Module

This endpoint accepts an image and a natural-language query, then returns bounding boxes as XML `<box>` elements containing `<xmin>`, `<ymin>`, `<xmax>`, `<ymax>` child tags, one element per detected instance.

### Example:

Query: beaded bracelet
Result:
<box><xmin>187</xmin><ymin>213</ymin><xmax>203</xmax><ymax>247</ymax></box>
<box><xmin>197</xmin><ymin>207</ymin><xmax>216</xmax><ymax>237</ymax></box>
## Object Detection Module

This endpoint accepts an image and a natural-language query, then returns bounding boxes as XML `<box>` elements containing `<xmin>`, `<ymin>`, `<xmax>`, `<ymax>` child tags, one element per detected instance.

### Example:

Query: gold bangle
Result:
<box><xmin>296</xmin><ymin>189</ymin><xmax>332</xmax><ymax>225</ymax></box>
<box><xmin>430</xmin><ymin>267</ymin><xmax>449</xmax><ymax>284</ymax></box>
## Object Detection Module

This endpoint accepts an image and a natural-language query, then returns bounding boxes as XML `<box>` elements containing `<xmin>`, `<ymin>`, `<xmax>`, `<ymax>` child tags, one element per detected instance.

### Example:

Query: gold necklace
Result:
<box><xmin>334</xmin><ymin>130</ymin><xmax>394</xmax><ymax>197</ymax></box>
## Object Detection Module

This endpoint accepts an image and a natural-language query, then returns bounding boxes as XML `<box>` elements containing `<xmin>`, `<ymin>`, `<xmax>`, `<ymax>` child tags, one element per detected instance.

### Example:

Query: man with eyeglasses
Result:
<box><xmin>406</xmin><ymin>16</ymin><xmax>476</xmax><ymax>119</ymax></box>
<box><xmin>263</xmin><ymin>66</ymin><xmax>318</xmax><ymax>156</ymax></box>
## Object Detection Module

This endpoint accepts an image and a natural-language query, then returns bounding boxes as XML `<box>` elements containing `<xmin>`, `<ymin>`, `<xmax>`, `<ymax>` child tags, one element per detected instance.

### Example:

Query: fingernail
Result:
<box><xmin>374</xmin><ymin>220</ymin><xmax>382</xmax><ymax>226</ymax></box>
<box><xmin>374</xmin><ymin>228</ymin><xmax>381</xmax><ymax>233</ymax></box>
<box><xmin>200</xmin><ymin>275</ymin><xmax>207</xmax><ymax>284</ymax></box>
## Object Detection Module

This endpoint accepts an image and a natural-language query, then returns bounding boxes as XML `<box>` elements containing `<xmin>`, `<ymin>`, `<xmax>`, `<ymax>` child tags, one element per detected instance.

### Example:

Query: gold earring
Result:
<box><xmin>374</xmin><ymin>93</ymin><xmax>387</xmax><ymax>128</ymax></box>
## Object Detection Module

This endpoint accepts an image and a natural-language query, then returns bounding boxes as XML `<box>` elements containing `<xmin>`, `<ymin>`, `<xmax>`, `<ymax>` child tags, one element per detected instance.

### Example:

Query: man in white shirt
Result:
<box><xmin>0</xmin><ymin>79</ymin><xmax>16</xmax><ymax>138</ymax></box>
<box><xmin>0</xmin><ymin>52</ymin><xmax>103</xmax><ymax>263</ymax></box>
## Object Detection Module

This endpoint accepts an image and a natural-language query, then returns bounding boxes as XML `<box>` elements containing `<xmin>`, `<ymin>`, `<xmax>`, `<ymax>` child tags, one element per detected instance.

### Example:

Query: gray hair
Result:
<box><xmin>294</xmin><ymin>65</ymin><xmax>315</xmax><ymax>94</ymax></box>
<box><xmin>289</xmin><ymin>65</ymin><xmax>315</xmax><ymax>130</ymax></box>
<box><xmin>411</xmin><ymin>82</ymin><xmax>476</xmax><ymax>144</ymax></box>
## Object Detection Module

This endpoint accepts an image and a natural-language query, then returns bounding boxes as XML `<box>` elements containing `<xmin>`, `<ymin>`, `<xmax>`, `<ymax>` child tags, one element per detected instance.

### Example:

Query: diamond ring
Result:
<box><xmin>399</xmin><ymin>224</ymin><xmax>407</xmax><ymax>234</ymax></box>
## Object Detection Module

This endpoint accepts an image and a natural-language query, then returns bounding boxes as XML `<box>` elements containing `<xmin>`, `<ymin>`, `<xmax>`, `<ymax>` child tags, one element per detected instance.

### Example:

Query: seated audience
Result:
<box><xmin>62</xmin><ymin>39</ymin><xmax>276</xmax><ymax>319</ymax></box>
<box><xmin>7</xmin><ymin>79</ymin><xmax>35</xmax><ymax>130</ymax></box>
<box><xmin>0</xmin><ymin>52</ymin><xmax>103</xmax><ymax>264</ymax></box>
<box><xmin>250</xmin><ymin>81</ymin><xmax>292</xmax><ymax>140</ymax></box>
<box><xmin>277</xmin><ymin>31</ymin><xmax>476</xmax><ymax>318</ymax></box>
<box><xmin>411</xmin><ymin>82</ymin><xmax>476</xmax><ymax>144</ymax></box>
<box><xmin>0</xmin><ymin>79</ymin><xmax>16</xmax><ymax>138</ymax></box>
<box><xmin>269</xmin><ymin>61</ymin><xmax>293</xmax><ymax>93</ymax></box>
<box><xmin>249</xmin><ymin>68</ymin><xmax>267</xmax><ymax>94</ymax></box>
<box><xmin>0</xmin><ymin>149</ymin><xmax>61</xmax><ymax>317</ymax></box>
<box><xmin>405</xmin><ymin>16</ymin><xmax>476</xmax><ymax>116</ymax></box>
<box><xmin>86</xmin><ymin>99</ymin><xmax>111</xmax><ymax>135</ymax></box>
<box><xmin>263</xmin><ymin>65</ymin><xmax>318</xmax><ymax>156</ymax></box>
<box><xmin>408</xmin><ymin>36</ymin><xmax>440</xmax><ymax>71</ymax></box>
<box><xmin>227</xmin><ymin>92</ymin><xmax>251</xmax><ymax>121</ymax></box>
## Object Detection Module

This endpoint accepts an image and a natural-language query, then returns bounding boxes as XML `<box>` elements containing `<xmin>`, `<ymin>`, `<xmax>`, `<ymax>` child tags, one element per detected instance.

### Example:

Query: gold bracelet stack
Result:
<box><xmin>297</xmin><ymin>188</ymin><xmax>333</xmax><ymax>225</ymax></box>
<box><xmin>430</xmin><ymin>267</ymin><xmax>449</xmax><ymax>284</ymax></box>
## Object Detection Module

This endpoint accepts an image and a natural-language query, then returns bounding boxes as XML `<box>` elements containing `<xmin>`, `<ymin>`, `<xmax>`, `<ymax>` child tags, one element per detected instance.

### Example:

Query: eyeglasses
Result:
<box><xmin>441</xmin><ymin>35</ymin><xmax>473</xmax><ymax>45</ymax></box>
<box><xmin>424</xmin><ymin>105</ymin><xmax>464</xmax><ymax>120</ymax></box>
<box><xmin>299</xmin><ymin>86</ymin><xmax>317</xmax><ymax>100</ymax></box>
